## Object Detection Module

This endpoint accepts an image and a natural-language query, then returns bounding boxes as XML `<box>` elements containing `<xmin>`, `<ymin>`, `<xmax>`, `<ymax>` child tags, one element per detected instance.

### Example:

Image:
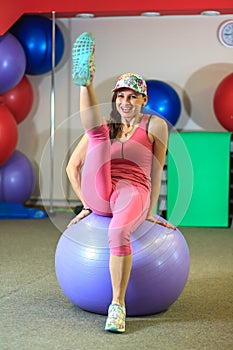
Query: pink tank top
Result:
<box><xmin>110</xmin><ymin>115</ymin><xmax>153</xmax><ymax>191</ymax></box>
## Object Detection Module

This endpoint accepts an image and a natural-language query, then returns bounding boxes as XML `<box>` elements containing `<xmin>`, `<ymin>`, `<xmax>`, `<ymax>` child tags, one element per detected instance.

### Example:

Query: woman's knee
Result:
<box><xmin>110</xmin><ymin>243</ymin><xmax>132</xmax><ymax>256</ymax></box>
<box><xmin>108</xmin><ymin>226</ymin><xmax>132</xmax><ymax>256</ymax></box>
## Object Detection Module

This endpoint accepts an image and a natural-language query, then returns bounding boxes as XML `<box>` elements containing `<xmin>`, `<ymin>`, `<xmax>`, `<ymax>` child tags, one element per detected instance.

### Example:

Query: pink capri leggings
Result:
<box><xmin>81</xmin><ymin>124</ymin><xmax>150</xmax><ymax>256</ymax></box>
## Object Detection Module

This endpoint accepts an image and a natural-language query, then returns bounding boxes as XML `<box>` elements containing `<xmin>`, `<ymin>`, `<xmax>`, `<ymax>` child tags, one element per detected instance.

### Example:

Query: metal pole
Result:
<box><xmin>49</xmin><ymin>11</ymin><xmax>56</xmax><ymax>213</ymax></box>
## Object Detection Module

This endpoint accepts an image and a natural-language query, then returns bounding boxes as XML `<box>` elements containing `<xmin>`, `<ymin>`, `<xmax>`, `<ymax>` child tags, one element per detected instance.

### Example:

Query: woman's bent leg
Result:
<box><xmin>105</xmin><ymin>184</ymin><xmax>149</xmax><ymax>332</ymax></box>
<box><xmin>109</xmin><ymin>183</ymin><xmax>150</xmax><ymax>255</ymax></box>
<box><xmin>108</xmin><ymin>184</ymin><xmax>150</xmax><ymax>303</ymax></box>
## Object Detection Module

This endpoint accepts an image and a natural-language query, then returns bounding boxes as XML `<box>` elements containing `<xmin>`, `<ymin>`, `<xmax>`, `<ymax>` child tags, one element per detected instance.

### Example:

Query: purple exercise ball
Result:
<box><xmin>0</xmin><ymin>33</ymin><xmax>26</xmax><ymax>94</ymax></box>
<box><xmin>55</xmin><ymin>213</ymin><xmax>190</xmax><ymax>316</ymax></box>
<box><xmin>0</xmin><ymin>150</ymin><xmax>36</xmax><ymax>203</ymax></box>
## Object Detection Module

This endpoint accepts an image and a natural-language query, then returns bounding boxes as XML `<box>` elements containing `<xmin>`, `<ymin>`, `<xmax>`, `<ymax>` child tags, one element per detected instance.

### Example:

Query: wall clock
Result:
<box><xmin>218</xmin><ymin>20</ymin><xmax>233</xmax><ymax>48</ymax></box>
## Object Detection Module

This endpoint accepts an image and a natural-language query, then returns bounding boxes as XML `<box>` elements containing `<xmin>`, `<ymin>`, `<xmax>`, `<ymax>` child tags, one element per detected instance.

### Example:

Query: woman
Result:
<box><xmin>66</xmin><ymin>32</ymin><xmax>175</xmax><ymax>333</ymax></box>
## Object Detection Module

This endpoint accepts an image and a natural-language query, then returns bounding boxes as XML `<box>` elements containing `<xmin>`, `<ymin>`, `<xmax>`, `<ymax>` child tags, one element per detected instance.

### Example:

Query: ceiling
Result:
<box><xmin>0</xmin><ymin>0</ymin><xmax>233</xmax><ymax>34</ymax></box>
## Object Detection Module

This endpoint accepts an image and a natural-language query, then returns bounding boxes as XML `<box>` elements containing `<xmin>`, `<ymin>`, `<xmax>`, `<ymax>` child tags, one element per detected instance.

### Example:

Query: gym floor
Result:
<box><xmin>0</xmin><ymin>212</ymin><xmax>232</xmax><ymax>350</ymax></box>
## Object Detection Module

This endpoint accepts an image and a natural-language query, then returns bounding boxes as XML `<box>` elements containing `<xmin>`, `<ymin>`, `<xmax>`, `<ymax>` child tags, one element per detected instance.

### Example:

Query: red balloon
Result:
<box><xmin>0</xmin><ymin>75</ymin><xmax>33</xmax><ymax>124</ymax></box>
<box><xmin>213</xmin><ymin>73</ymin><xmax>233</xmax><ymax>131</ymax></box>
<box><xmin>0</xmin><ymin>104</ymin><xmax>18</xmax><ymax>165</ymax></box>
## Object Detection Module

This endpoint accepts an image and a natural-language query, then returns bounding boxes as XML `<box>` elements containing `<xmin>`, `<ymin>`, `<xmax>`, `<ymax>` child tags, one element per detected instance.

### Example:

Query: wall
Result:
<box><xmin>16</xmin><ymin>15</ymin><xmax>233</xmax><ymax>207</ymax></box>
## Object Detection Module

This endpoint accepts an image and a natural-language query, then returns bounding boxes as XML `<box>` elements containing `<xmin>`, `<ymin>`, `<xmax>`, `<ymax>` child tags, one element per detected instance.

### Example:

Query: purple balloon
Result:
<box><xmin>0</xmin><ymin>33</ymin><xmax>26</xmax><ymax>94</ymax></box>
<box><xmin>55</xmin><ymin>213</ymin><xmax>190</xmax><ymax>316</ymax></box>
<box><xmin>0</xmin><ymin>150</ymin><xmax>36</xmax><ymax>203</ymax></box>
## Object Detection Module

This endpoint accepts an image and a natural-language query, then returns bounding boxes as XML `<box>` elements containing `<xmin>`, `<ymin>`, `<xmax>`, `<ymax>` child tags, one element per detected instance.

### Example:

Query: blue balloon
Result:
<box><xmin>144</xmin><ymin>80</ymin><xmax>181</xmax><ymax>127</ymax></box>
<box><xmin>11</xmin><ymin>15</ymin><xmax>65</xmax><ymax>75</ymax></box>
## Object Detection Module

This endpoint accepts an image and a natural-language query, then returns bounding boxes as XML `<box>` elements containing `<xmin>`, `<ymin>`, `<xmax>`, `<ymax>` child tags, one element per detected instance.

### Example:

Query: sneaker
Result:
<box><xmin>72</xmin><ymin>32</ymin><xmax>95</xmax><ymax>86</ymax></box>
<box><xmin>105</xmin><ymin>303</ymin><xmax>126</xmax><ymax>333</ymax></box>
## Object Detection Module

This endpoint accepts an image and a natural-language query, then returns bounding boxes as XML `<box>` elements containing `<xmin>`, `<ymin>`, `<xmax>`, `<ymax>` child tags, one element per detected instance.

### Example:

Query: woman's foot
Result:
<box><xmin>72</xmin><ymin>32</ymin><xmax>95</xmax><ymax>86</ymax></box>
<box><xmin>105</xmin><ymin>303</ymin><xmax>126</xmax><ymax>333</ymax></box>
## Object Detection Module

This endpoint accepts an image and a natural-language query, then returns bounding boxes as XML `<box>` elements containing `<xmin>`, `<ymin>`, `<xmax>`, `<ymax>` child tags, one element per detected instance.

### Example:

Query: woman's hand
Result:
<box><xmin>146</xmin><ymin>213</ymin><xmax>176</xmax><ymax>230</ymax></box>
<box><xmin>67</xmin><ymin>208</ymin><xmax>92</xmax><ymax>227</ymax></box>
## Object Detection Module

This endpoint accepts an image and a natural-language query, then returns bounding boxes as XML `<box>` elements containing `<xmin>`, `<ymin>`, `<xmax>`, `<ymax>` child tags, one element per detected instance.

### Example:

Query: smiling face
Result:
<box><xmin>115</xmin><ymin>88</ymin><xmax>148</xmax><ymax>124</ymax></box>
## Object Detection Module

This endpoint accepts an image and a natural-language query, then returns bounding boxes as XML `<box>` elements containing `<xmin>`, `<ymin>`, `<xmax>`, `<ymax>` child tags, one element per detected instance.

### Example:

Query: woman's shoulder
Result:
<box><xmin>146</xmin><ymin>114</ymin><xmax>168</xmax><ymax>141</ymax></box>
<box><xmin>146</xmin><ymin>114</ymin><xmax>167</xmax><ymax>128</ymax></box>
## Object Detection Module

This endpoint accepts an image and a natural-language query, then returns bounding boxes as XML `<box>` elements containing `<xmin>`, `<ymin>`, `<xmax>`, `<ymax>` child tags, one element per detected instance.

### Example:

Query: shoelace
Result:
<box><xmin>109</xmin><ymin>304</ymin><xmax>125</xmax><ymax>320</ymax></box>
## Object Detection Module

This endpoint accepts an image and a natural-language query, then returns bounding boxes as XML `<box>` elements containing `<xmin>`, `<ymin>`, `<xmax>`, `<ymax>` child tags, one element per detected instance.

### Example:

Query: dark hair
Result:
<box><xmin>108</xmin><ymin>91</ymin><xmax>122</xmax><ymax>140</ymax></box>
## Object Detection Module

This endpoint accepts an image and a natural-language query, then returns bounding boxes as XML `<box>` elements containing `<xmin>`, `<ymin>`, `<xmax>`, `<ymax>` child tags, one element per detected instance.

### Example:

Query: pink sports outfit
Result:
<box><xmin>81</xmin><ymin>115</ymin><xmax>153</xmax><ymax>256</ymax></box>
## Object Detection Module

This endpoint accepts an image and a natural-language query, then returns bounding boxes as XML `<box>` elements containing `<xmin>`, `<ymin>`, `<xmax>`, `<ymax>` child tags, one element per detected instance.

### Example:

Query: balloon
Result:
<box><xmin>11</xmin><ymin>14</ymin><xmax>65</xmax><ymax>75</ymax></box>
<box><xmin>0</xmin><ymin>150</ymin><xmax>36</xmax><ymax>203</ymax></box>
<box><xmin>0</xmin><ymin>104</ymin><xmax>18</xmax><ymax>165</ymax></box>
<box><xmin>213</xmin><ymin>73</ymin><xmax>233</xmax><ymax>131</ymax></box>
<box><xmin>144</xmin><ymin>80</ymin><xmax>181</xmax><ymax>127</ymax></box>
<box><xmin>0</xmin><ymin>76</ymin><xmax>34</xmax><ymax>124</ymax></box>
<box><xmin>0</xmin><ymin>33</ymin><xmax>26</xmax><ymax>94</ymax></box>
